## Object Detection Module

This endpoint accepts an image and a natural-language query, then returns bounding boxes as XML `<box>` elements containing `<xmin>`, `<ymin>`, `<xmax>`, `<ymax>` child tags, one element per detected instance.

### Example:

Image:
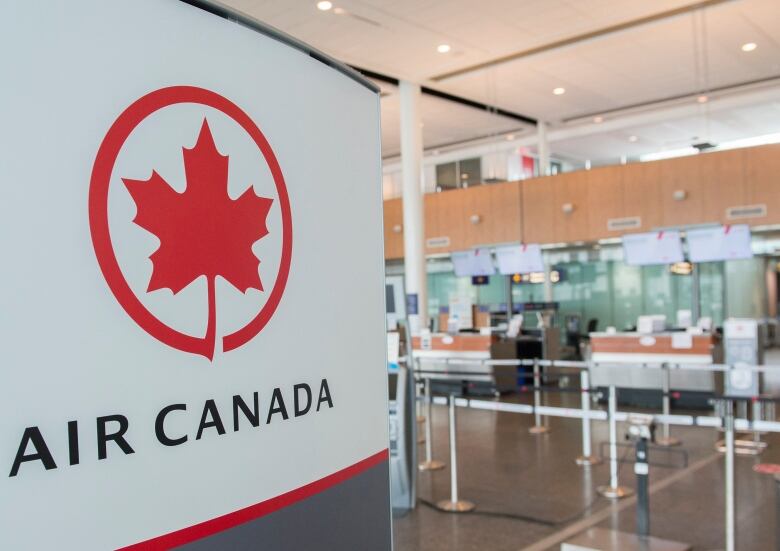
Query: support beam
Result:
<box><xmin>399</xmin><ymin>80</ymin><xmax>428</xmax><ymax>334</ymax></box>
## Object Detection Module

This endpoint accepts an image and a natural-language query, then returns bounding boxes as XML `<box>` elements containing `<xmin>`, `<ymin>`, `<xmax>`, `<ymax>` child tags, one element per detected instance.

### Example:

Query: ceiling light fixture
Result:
<box><xmin>593</xmin><ymin>116</ymin><xmax>603</xmax><ymax>123</ymax></box>
<box><xmin>552</xmin><ymin>87</ymin><xmax>566</xmax><ymax>95</ymax></box>
<box><xmin>316</xmin><ymin>1</ymin><xmax>333</xmax><ymax>10</ymax></box>
<box><xmin>741</xmin><ymin>42</ymin><xmax>757</xmax><ymax>52</ymax></box>
<box><xmin>333</xmin><ymin>6</ymin><xmax>346</xmax><ymax>14</ymax></box>
<box><xmin>628</xmin><ymin>135</ymin><xmax>638</xmax><ymax>142</ymax></box>
<box><xmin>697</xmin><ymin>95</ymin><xmax>709</xmax><ymax>103</ymax></box>
<box><xmin>506</xmin><ymin>134</ymin><xmax>515</xmax><ymax>140</ymax></box>
<box><xmin>437</xmin><ymin>44</ymin><xmax>451</xmax><ymax>54</ymax></box>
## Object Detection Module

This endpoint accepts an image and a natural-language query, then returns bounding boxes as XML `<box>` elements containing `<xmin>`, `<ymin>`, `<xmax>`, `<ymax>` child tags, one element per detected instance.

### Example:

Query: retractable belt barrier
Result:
<box><xmin>412</xmin><ymin>356</ymin><xmax>780</xmax><ymax>548</ymax></box>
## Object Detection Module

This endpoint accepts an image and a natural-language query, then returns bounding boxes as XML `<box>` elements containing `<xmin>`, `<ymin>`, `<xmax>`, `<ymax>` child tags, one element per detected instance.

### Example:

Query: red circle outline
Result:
<box><xmin>89</xmin><ymin>86</ymin><xmax>292</xmax><ymax>358</ymax></box>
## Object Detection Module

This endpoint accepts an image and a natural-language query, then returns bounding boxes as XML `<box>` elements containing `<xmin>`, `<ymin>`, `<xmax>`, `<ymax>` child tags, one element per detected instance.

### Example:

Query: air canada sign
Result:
<box><xmin>1</xmin><ymin>3</ymin><xmax>390</xmax><ymax>549</ymax></box>
<box><xmin>10</xmin><ymin>86</ymin><xmax>335</xmax><ymax>476</ymax></box>
<box><xmin>90</xmin><ymin>86</ymin><xmax>293</xmax><ymax>360</ymax></box>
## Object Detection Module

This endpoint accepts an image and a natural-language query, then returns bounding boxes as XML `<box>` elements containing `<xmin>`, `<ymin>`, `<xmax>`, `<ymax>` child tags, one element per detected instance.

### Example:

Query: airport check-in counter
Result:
<box><xmin>589</xmin><ymin>331</ymin><xmax>721</xmax><ymax>407</ymax></box>
<box><xmin>412</xmin><ymin>334</ymin><xmax>517</xmax><ymax>395</ymax></box>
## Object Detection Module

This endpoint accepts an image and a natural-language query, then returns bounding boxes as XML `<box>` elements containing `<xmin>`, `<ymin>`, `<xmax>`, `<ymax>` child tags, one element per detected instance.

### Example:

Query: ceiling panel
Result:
<box><xmin>222</xmin><ymin>0</ymin><xmax>780</xmax><ymax>161</ymax></box>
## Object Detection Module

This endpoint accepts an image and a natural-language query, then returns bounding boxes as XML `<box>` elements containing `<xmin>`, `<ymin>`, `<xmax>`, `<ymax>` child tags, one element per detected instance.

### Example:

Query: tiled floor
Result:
<box><xmin>393</xmin><ymin>371</ymin><xmax>780</xmax><ymax>551</ymax></box>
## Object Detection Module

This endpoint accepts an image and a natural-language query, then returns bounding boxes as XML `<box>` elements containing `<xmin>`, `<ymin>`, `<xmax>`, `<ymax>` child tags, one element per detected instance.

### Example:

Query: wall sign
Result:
<box><xmin>607</xmin><ymin>216</ymin><xmax>641</xmax><ymax>231</ymax></box>
<box><xmin>0</xmin><ymin>1</ymin><xmax>390</xmax><ymax>549</ymax></box>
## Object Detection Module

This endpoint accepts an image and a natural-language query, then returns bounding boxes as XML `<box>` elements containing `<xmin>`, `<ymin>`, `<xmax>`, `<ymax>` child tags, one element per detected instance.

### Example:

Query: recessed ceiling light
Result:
<box><xmin>506</xmin><ymin>134</ymin><xmax>515</xmax><ymax>140</ymax></box>
<box><xmin>697</xmin><ymin>95</ymin><xmax>709</xmax><ymax>103</ymax></box>
<box><xmin>741</xmin><ymin>42</ymin><xmax>757</xmax><ymax>52</ymax></box>
<box><xmin>437</xmin><ymin>44</ymin><xmax>451</xmax><ymax>54</ymax></box>
<box><xmin>552</xmin><ymin>87</ymin><xmax>566</xmax><ymax>95</ymax></box>
<box><xmin>593</xmin><ymin>116</ymin><xmax>603</xmax><ymax>123</ymax></box>
<box><xmin>316</xmin><ymin>1</ymin><xmax>333</xmax><ymax>11</ymax></box>
<box><xmin>333</xmin><ymin>6</ymin><xmax>346</xmax><ymax>14</ymax></box>
<box><xmin>628</xmin><ymin>135</ymin><xmax>638</xmax><ymax>142</ymax></box>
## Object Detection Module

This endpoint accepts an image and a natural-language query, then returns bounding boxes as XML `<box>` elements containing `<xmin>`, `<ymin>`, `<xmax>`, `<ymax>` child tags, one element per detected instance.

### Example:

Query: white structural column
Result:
<box><xmin>399</xmin><ymin>80</ymin><xmax>427</xmax><ymax>333</ymax></box>
<box><xmin>537</xmin><ymin>121</ymin><xmax>550</xmax><ymax>177</ymax></box>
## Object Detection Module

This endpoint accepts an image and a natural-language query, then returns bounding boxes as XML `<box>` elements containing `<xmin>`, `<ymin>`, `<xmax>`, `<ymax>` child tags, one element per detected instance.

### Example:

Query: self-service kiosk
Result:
<box><xmin>388</xmin><ymin>363</ymin><xmax>416</xmax><ymax>513</ymax></box>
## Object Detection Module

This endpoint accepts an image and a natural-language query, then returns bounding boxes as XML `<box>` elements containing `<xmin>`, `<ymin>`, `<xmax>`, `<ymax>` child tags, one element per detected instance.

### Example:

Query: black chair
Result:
<box><xmin>586</xmin><ymin>318</ymin><xmax>599</xmax><ymax>334</ymax></box>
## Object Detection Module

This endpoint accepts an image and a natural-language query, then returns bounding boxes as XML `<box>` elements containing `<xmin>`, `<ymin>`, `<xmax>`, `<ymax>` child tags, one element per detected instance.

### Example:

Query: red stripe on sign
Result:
<box><xmin>117</xmin><ymin>449</ymin><xmax>389</xmax><ymax>550</ymax></box>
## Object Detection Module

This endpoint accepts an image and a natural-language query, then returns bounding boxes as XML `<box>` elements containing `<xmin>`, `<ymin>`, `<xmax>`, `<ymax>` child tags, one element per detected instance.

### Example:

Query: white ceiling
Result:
<box><xmin>223</xmin><ymin>0</ymin><xmax>780</xmax><ymax>162</ymax></box>
<box><xmin>373</xmin><ymin>80</ymin><xmax>529</xmax><ymax>158</ymax></box>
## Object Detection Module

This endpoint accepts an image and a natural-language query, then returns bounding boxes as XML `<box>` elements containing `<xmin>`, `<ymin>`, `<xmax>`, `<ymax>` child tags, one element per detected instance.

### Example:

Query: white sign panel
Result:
<box><xmin>622</xmin><ymin>230</ymin><xmax>684</xmax><ymax>266</ymax></box>
<box><xmin>686</xmin><ymin>224</ymin><xmax>753</xmax><ymax>263</ymax></box>
<box><xmin>495</xmin><ymin>244</ymin><xmax>545</xmax><ymax>274</ymax></box>
<box><xmin>451</xmin><ymin>248</ymin><xmax>496</xmax><ymax>277</ymax></box>
<box><xmin>0</xmin><ymin>2</ymin><xmax>390</xmax><ymax>550</ymax></box>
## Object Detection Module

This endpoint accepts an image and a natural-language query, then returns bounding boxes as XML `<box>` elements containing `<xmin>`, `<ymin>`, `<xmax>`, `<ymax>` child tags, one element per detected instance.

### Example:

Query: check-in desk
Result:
<box><xmin>589</xmin><ymin>332</ymin><xmax>721</xmax><ymax>408</ymax></box>
<box><xmin>412</xmin><ymin>334</ymin><xmax>517</xmax><ymax>395</ymax></box>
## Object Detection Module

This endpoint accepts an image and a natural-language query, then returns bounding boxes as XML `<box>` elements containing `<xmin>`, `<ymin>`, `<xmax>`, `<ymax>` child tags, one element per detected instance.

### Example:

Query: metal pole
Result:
<box><xmin>436</xmin><ymin>395</ymin><xmax>475</xmax><ymax>513</ymax></box>
<box><xmin>529</xmin><ymin>358</ymin><xmax>550</xmax><ymax>434</ymax></box>
<box><xmin>416</xmin><ymin>380</ymin><xmax>425</xmax><ymax>444</ymax></box>
<box><xmin>753</xmin><ymin>399</ymin><xmax>763</xmax><ymax>446</ymax></box>
<box><xmin>636</xmin><ymin>437</ymin><xmax>650</xmax><ymax>537</ymax></box>
<box><xmin>725</xmin><ymin>399</ymin><xmax>736</xmax><ymax>551</ymax></box>
<box><xmin>657</xmin><ymin>364</ymin><xmax>680</xmax><ymax>447</ymax></box>
<box><xmin>598</xmin><ymin>385</ymin><xmax>633</xmax><ymax>499</ymax></box>
<box><xmin>691</xmin><ymin>262</ymin><xmax>701</xmax><ymax>324</ymax></box>
<box><xmin>419</xmin><ymin>377</ymin><xmax>445</xmax><ymax>471</ymax></box>
<box><xmin>774</xmin><ymin>473</ymin><xmax>780</xmax><ymax>551</ymax></box>
<box><xmin>576</xmin><ymin>369</ymin><xmax>601</xmax><ymax>466</ymax></box>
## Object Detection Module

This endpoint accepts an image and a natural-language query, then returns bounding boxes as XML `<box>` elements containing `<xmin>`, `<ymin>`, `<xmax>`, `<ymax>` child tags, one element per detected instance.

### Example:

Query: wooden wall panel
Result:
<box><xmin>424</xmin><ymin>190</ymin><xmax>465</xmax><ymax>253</ymax></box>
<box><xmin>745</xmin><ymin>143</ymin><xmax>780</xmax><ymax>225</ymax></box>
<box><xmin>586</xmin><ymin>165</ymin><xmax>625</xmax><ymax>240</ymax></box>
<box><xmin>659</xmin><ymin>155</ymin><xmax>704</xmax><ymax>227</ymax></box>
<box><xmin>522</xmin><ymin>177</ymin><xmax>555</xmax><ymax>243</ymax></box>
<box><xmin>382</xmin><ymin>198</ymin><xmax>404</xmax><ymax>260</ymax></box>
<box><xmin>553</xmin><ymin>171</ymin><xmax>590</xmax><ymax>243</ymax></box>
<box><xmin>383</xmin><ymin>143</ymin><xmax>780</xmax><ymax>256</ymax></box>
<box><xmin>700</xmin><ymin>148</ymin><xmax>746</xmax><ymax>224</ymax></box>
<box><xmin>461</xmin><ymin>181</ymin><xmax>523</xmax><ymax>247</ymax></box>
<box><xmin>623</xmin><ymin>161</ymin><xmax>663</xmax><ymax>232</ymax></box>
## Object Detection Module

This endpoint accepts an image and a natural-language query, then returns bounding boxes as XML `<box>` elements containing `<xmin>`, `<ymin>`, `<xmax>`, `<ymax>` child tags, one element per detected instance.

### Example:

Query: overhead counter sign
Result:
<box><xmin>0</xmin><ymin>1</ymin><xmax>390</xmax><ymax>549</ymax></box>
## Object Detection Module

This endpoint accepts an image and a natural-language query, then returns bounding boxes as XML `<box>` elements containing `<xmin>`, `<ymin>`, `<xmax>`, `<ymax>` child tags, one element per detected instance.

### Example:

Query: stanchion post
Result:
<box><xmin>436</xmin><ymin>394</ymin><xmax>475</xmax><ymax>513</ymax></box>
<box><xmin>724</xmin><ymin>399</ymin><xmax>736</xmax><ymax>551</ymax></box>
<box><xmin>774</xmin><ymin>473</ymin><xmax>780</xmax><ymax>551</ymax></box>
<box><xmin>657</xmin><ymin>363</ymin><xmax>680</xmax><ymax>447</ymax></box>
<box><xmin>752</xmin><ymin>398</ymin><xmax>763</xmax><ymax>446</ymax></box>
<box><xmin>418</xmin><ymin>377</ymin><xmax>445</xmax><ymax>471</ymax></box>
<box><xmin>598</xmin><ymin>385</ymin><xmax>633</xmax><ymax>499</ymax></box>
<box><xmin>416</xmin><ymin>379</ymin><xmax>425</xmax><ymax>444</ymax></box>
<box><xmin>529</xmin><ymin>358</ymin><xmax>550</xmax><ymax>434</ymax></box>
<box><xmin>576</xmin><ymin>369</ymin><xmax>601</xmax><ymax>466</ymax></box>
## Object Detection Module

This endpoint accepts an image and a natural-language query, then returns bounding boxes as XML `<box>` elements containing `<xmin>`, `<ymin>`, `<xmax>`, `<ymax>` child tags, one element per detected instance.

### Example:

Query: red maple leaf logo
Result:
<box><xmin>122</xmin><ymin>118</ymin><xmax>273</xmax><ymax>360</ymax></box>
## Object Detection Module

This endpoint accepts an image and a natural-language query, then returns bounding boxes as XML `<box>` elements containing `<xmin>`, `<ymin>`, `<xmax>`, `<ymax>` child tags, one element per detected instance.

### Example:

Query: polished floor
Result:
<box><xmin>393</xmin><ymin>368</ymin><xmax>780</xmax><ymax>550</ymax></box>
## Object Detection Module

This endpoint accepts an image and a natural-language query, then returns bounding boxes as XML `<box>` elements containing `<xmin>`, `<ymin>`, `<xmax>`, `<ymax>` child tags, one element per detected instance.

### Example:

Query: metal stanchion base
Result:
<box><xmin>656</xmin><ymin>436</ymin><xmax>681</xmax><ymax>447</ymax></box>
<box><xmin>575</xmin><ymin>455</ymin><xmax>603</xmax><ymax>466</ymax></box>
<box><xmin>529</xmin><ymin>425</ymin><xmax>551</xmax><ymax>434</ymax></box>
<box><xmin>435</xmin><ymin>499</ymin><xmax>475</xmax><ymax>513</ymax></box>
<box><xmin>597</xmin><ymin>485</ymin><xmax>634</xmax><ymax>499</ymax></box>
<box><xmin>418</xmin><ymin>460</ymin><xmax>446</xmax><ymax>471</ymax></box>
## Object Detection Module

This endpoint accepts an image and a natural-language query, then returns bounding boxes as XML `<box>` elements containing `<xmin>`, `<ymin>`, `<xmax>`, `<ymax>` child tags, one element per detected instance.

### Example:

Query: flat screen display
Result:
<box><xmin>451</xmin><ymin>248</ymin><xmax>495</xmax><ymax>277</ymax></box>
<box><xmin>623</xmin><ymin>230</ymin><xmax>684</xmax><ymax>266</ymax></box>
<box><xmin>495</xmin><ymin>244</ymin><xmax>544</xmax><ymax>274</ymax></box>
<box><xmin>687</xmin><ymin>224</ymin><xmax>753</xmax><ymax>262</ymax></box>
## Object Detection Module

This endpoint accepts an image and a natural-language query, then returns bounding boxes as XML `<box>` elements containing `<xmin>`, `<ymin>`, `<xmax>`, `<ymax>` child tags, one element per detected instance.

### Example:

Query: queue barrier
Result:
<box><xmin>412</xmin><ymin>356</ymin><xmax>780</xmax><ymax>549</ymax></box>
